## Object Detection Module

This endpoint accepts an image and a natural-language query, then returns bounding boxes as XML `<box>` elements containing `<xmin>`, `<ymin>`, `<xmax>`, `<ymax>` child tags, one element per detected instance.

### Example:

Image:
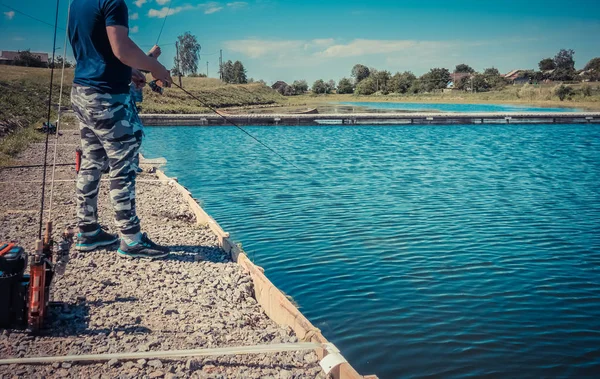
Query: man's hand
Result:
<box><xmin>152</xmin><ymin>64</ymin><xmax>173</xmax><ymax>88</ymax></box>
<box><xmin>131</xmin><ymin>69</ymin><xmax>146</xmax><ymax>89</ymax></box>
<box><xmin>148</xmin><ymin>45</ymin><xmax>162</xmax><ymax>58</ymax></box>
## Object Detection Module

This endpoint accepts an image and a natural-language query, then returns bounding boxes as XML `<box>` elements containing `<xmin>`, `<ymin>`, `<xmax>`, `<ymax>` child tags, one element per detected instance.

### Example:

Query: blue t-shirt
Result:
<box><xmin>69</xmin><ymin>0</ymin><xmax>131</xmax><ymax>94</ymax></box>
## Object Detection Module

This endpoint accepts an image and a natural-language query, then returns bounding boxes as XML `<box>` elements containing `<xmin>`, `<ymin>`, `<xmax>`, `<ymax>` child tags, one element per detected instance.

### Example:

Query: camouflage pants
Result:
<box><xmin>71</xmin><ymin>85</ymin><xmax>143</xmax><ymax>236</ymax></box>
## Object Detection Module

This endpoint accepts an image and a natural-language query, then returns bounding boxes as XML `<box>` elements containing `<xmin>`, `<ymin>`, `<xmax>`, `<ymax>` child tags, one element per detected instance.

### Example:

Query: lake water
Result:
<box><xmin>143</xmin><ymin>123</ymin><xmax>600</xmax><ymax>378</ymax></box>
<box><xmin>339</xmin><ymin>102</ymin><xmax>581</xmax><ymax>113</ymax></box>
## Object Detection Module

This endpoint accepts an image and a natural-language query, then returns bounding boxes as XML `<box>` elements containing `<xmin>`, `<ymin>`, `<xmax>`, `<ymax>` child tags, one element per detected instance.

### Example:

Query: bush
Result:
<box><xmin>518</xmin><ymin>84</ymin><xmax>537</xmax><ymax>100</ymax></box>
<box><xmin>311</xmin><ymin>79</ymin><xmax>329</xmax><ymax>94</ymax></box>
<box><xmin>337</xmin><ymin>78</ymin><xmax>354</xmax><ymax>94</ymax></box>
<box><xmin>581</xmin><ymin>84</ymin><xmax>593</xmax><ymax>97</ymax></box>
<box><xmin>355</xmin><ymin>76</ymin><xmax>377</xmax><ymax>95</ymax></box>
<box><xmin>554</xmin><ymin>85</ymin><xmax>574</xmax><ymax>101</ymax></box>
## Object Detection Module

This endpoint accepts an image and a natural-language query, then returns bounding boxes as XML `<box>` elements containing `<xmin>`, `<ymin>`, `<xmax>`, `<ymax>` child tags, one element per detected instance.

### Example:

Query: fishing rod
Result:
<box><xmin>170</xmin><ymin>82</ymin><xmax>308</xmax><ymax>174</ymax></box>
<box><xmin>38</xmin><ymin>0</ymin><xmax>61</xmax><ymax>239</ymax></box>
<box><xmin>155</xmin><ymin>0</ymin><xmax>173</xmax><ymax>45</ymax></box>
<box><xmin>150</xmin><ymin>4</ymin><xmax>308</xmax><ymax>175</ymax></box>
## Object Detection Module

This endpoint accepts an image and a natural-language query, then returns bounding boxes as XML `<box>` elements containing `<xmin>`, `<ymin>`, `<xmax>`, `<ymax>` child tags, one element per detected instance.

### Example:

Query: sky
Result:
<box><xmin>1</xmin><ymin>0</ymin><xmax>599</xmax><ymax>84</ymax></box>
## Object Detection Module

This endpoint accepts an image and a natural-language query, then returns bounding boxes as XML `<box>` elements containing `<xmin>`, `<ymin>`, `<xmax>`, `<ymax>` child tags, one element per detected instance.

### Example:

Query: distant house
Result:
<box><xmin>448</xmin><ymin>72</ymin><xmax>473</xmax><ymax>89</ymax></box>
<box><xmin>271</xmin><ymin>81</ymin><xmax>288</xmax><ymax>92</ymax></box>
<box><xmin>271</xmin><ymin>81</ymin><xmax>295</xmax><ymax>96</ymax></box>
<box><xmin>0</xmin><ymin>50</ymin><xmax>49</xmax><ymax>65</ymax></box>
<box><xmin>504</xmin><ymin>69</ymin><xmax>530</xmax><ymax>85</ymax></box>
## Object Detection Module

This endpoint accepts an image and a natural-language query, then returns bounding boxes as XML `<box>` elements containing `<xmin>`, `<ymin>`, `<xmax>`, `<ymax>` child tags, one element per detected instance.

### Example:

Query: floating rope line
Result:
<box><xmin>0</xmin><ymin>163</ymin><xmax>75</xmax><ymax>170</ymax></box>
<box><xmin>0</xmin><ymin>342</ymin><xmax>322</xmax><ymax>365</ymax></box>
<box><xmin>37</xmin><ymin>0</ymin><xmax>61</xmax><ymax>239</ymax></box>
<box><xmin>0</xmin><ymin>178</ymin><xmax>175</xmax><ymax>185</ymax></box>
<box><xmin>48</xmin><ymin>0</ymin><xmax>72</xmax><ymax>221</ymax></box>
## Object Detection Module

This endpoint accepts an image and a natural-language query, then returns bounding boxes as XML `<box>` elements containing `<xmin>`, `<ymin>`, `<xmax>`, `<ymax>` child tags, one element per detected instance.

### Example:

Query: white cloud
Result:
<box><xmin>13</xmin><ymin>36</ymin><xmax>24</xmax><ymax>41</ymax></box>
<box><xmin>224</xmin><ymin>39</ymin><xmax>306</xmax><ymax>58</ymax></box>
<box><xmin>131</xmin><ymin>12</ymin><xmax>139</xmax><ymax>20</ymax></box>
<box><xmin>227</xmin><ymin>2</ymin><xmax>248</xmax><ymax>9</ymax></box>
<box><xmin>130</xmin><ymin>26</ymin><xmax>139</xmax><ymax>33</ymax></box>
<box><xmin>4</xmin><ymin>11</ymin><xmax>15</xmax><ymax>20</ymax></box>
<box><xmin>156</xmin><ymin>0</ymin><xmax>170</xmax><ymax>4</ymax></box>
<box><xmin>148</xmin><ymin>5</ymin><xmax>193</xmax><ymax>18</ymax></box>
<box><xmin>204</xmin><ymin>6</ymin><xmax>223</xmax><ymax>14</ymax></box>
<box><xmin>148</xmin><ymin>2</ymin><xmax>224</xmax><ymax>18</ymax></box>
<box><xmin>317</xmin><ymin>39</ymin><xmax>431</xmax><ymax>58</ymax></box>
<box><xmin>134</xmin><ymin>0</ymin><xmax>147</xmax><ymax>7</ymax></box>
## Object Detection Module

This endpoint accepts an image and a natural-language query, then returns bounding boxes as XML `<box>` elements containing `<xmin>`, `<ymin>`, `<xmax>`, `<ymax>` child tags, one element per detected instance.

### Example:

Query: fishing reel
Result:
<box><xmin>0</xmin><ymin>223</ymin><xmax>73</xmax><ymax>333</ymax></box>
<box><xmin>149</xmin><ymin>80</ymin><xmax>164</xmax><ymax>95</ymax></box>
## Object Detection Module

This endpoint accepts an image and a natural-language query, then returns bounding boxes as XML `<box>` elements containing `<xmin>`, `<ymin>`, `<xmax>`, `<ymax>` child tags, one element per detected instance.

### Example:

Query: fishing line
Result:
<box><xmin>171</xmin><ymin>82</ymin><xmax>308</xmax><ymax>174</ymax></box>
<box><xmin>155</xmin><ymin>0</ymin><xmax>175</xmax><ymax>45</ymax></box>
<box><xmin>48</xmin><ymin>0</ymin><xmax>72</xmax><ymax>221</ymax></box>
<box><xmin>37</xmin><ymin>0</ymin><xmax>61</xmax><ymax>239</ymax></box>
<box><xmin>150</xmin><ymin>3</ymin><xmax>308</xmax><ymax>173</ymax></box>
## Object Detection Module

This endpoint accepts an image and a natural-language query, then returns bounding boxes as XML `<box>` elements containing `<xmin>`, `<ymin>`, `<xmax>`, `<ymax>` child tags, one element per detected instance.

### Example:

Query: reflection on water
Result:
<box><xmin>143</xmin><ymin>123</ymin><xmax>600</xmax><ymax>378</ymax></box>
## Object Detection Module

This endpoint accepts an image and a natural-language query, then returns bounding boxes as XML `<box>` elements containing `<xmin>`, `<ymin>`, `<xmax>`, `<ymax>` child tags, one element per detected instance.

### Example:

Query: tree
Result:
<box><xmin>13</xmin><ymin>50</ymin><xmax>47</xmax><ymax>68</ymax></box>
<box><xmin>418</xmin><ymin>68</ymin><xmax>451</xmax><ymax>92</ymax></box>
<box><xmin>351</xmin><ymin>64</ymin><xmax>370</xmax><ymax>84</ymax></box>
<box><xmin>454</xmin><ymin>64</ymin><xmax>475</xmax><ymax>73</ymax></box>
<box><xmin>220</xmin><ymin>60</ymin><xmax>248</xmax><ymax>83</ymax></box>
<box><xmin>372</xmin><ymin>70</ymin><xmax>391</xmax><ymax>94</ymax></box>
<box><xmin>471</xmin><ymin>74</ymin><xmax>491</xmax><ymax>92</ymax></box>
<box><xmin>176</xmin><ymin>32</ymin><xmax>201</xmax><ymax>76</ymax></box>
<box><xmin>232</xmin><ymin>61</ymin><xmax>247</xmax><ymax>84</ymax></box>
<box><xmin>291</xmin><ymin>80</ymin><xmax>308</xmax><ymax>94</ymax></box>
<box><xmin>538</xmin><ymin>58</ymin><xmax>556</xmax><ymax>71</ymax></box>
<box><xmin>327</xmin><ymin>80</ymin><xmax>336</xmax><ymax>93</ymax></box>
<box><xmin>554</xmin><ymin>84</ymin><xmax>574</xmax><ymax>101</ymax></box>
<box><xmin>554</xmin><ymin>49</ymin><xmax>575</xmax><ymax>70</ymax></box>
<box><xmin>483</xmin><ymin>67</ymin><xmax>507</xmax><ymax>89</ymax></box>
<box><xmin>221</xmin><ymin>60</ymin><xmax>234</xmax><ymax>82</ymax></box>
<box><xmin>584</xmin><ymin>57</ymin><xmax>600</xmax><ymax>72</ymax></box>
<box><xmin>272</xmin><ymin>81</ymin><xmax>292</xmax><ymax>95</ymax></box>
<box><xmin>354</xmin><ymin>76</ymin><xmax>377</xmax><ymax>95</ymax></box>
<box><xmin>550</xmin><ymin>68</ymin><xmax>576</xmax><ymax>81</ymax></box>
<box><xmin>48</xmin><ymin>55</ymin><xmax>73</xmax><ymax>69</ymax></box>
<box><xmin>312</xmin><ymin>79</ymin><xmax>328</xmax><ymax>94</ymax></box>
<box><xmin>337</xmin><ymin>78</ymin><xmax>354</xmax><ymax>94</ymax></box>
<box><xmin>455</xmin><ymin>76</ymin><xmax>470</xmax><ymax>91</ymax></box>
<box><xmin>584</xmin><ymin>57</ymin><xmax>600</xmax><ymax>81</ymax></box>
<box><xmin>389</xmin><ymin>71</ymin><xmax>416</xmax><ymax>94</ymax></box>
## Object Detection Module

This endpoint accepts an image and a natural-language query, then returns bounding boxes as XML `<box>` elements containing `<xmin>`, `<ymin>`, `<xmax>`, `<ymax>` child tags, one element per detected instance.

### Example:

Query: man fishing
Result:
<box><xmin>69</xmin><ymin>0</ymin><xmax>172</xmax><ymax>259</ymax></box>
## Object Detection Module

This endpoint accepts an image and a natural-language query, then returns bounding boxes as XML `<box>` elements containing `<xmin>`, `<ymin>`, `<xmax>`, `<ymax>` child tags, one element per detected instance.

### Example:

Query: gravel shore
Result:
<box><xmin>0</xmin><ymin>129</ymin><xmax>323</xmax><ymax>378</ymax></box>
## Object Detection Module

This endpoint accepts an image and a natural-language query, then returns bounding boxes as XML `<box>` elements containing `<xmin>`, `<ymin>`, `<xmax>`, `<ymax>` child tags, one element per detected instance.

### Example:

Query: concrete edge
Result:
<box><xmin>150</xmin><ymin>166</ymin><xmax>374</xmax><ymax>379</ymax></box>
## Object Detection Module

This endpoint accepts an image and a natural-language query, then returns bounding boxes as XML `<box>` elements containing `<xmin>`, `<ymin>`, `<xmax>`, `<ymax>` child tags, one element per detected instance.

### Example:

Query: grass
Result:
<box><xmin>281</xmin><ymin>83</ymin><xmax>600</xmax><ymax>111</ymax></box>
<box><xmin>1</xmin><ymin>65</ymin><xmax>599</xmax><ymax>164</ymax></box>
<box><xmin>0</xmin><ymin>66</ymin><xmax>73</xmax><ymax>166</ymax></box>
<box><xmin>141</xmin><ymin>77</ymin><xmax>285</xmax><ymax>113</ymax></box>
<box><xmin>0</xmin><ymin>66</ymin><xmax>283</xmax><ymax>163</ymax></box>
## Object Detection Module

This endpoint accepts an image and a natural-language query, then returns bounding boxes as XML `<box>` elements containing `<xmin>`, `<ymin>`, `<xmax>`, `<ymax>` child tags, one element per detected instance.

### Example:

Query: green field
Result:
<box><xmin>1</xmin><ymin>65</ymin><xmax>599</xmax><ymax>165</ymax></box>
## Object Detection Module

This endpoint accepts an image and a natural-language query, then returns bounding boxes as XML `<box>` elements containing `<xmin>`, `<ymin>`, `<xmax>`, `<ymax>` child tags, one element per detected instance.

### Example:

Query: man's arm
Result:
<box><xmin>106</xmin><ymin>26</ymin><xmax>172</xmax><ymax>86</ymax></box>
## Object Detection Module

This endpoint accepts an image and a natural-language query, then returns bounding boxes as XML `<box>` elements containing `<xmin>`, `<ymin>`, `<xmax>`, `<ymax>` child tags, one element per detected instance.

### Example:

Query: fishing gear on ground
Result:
<box><xmin>37</xmin><ymin>121</ymin><xmax>58</xmax><ymax>135</ymax></box>
<box><xmin>0</xmin><ymin>224</ymin><xmax>74</xmax><ymax>332</ymax></box>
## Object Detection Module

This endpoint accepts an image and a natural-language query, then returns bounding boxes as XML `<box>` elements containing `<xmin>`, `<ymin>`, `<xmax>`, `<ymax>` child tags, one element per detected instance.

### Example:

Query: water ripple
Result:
<box><xmin>143</xmin><ymin>123</ymin><xmax>600</xmax><ymax>378</ymax></box>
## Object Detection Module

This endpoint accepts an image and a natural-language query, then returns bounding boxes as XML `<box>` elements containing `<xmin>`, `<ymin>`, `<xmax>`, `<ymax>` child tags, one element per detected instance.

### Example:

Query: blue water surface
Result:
<box><xmin>143</xmin><ymin>124</ymin><xmax>600</xmax><ymax>378</ymax></box>
<box><xmin>339</xmin><ymin>102</ymin><xmax>581</xmax><ymax>113</ymax></box>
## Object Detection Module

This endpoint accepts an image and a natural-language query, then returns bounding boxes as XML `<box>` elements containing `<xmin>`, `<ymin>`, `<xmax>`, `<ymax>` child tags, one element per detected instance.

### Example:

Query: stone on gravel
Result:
<box><xmin>0</xmin><ymin>131</ymin><xmax>324</xmax><ymax>378</ymax></box>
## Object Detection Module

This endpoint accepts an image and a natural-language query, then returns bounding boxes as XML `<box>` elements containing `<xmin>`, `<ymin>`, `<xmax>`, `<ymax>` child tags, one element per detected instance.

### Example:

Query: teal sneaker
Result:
<box><xmin>117</xmin><ymin>233</ymin><xmax>169</xmax><ymax>260</ymax></box>
<box><xmin>76</xmin><ymin>229</ymin><xmax>119</xmax><ymax>251</ymax></box>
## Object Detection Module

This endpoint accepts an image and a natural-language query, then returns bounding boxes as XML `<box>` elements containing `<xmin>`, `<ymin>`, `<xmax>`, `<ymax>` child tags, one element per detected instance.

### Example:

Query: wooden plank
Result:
<box><xmin>152</xmin><ymin>168</ymin><xmax>375</xmax><ymax>378</ymax></box>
